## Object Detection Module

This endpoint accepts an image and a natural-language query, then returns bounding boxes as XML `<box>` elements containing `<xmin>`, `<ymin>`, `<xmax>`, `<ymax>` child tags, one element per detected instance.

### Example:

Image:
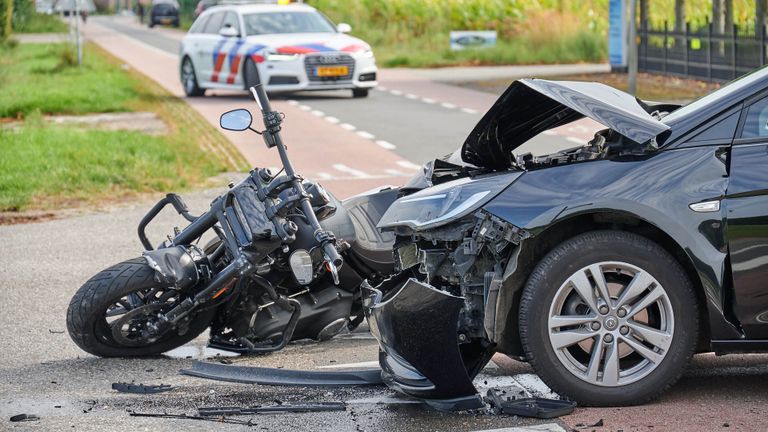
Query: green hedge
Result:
<box><xmin>0</xmin><ymin>0</ymin><xmax>11</xmax><ymax>40</ymax></box>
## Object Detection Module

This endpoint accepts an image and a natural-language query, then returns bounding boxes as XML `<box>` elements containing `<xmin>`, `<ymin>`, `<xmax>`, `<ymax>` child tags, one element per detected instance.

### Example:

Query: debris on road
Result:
<box><xmin>10</xmin><ymin>414</ymin><xmax>41</xmax><ymax>422</ymax></box>
<box><xmin>112</xmin><ymin>382</ymin><xmax>173</xmax><ymax>394</ymax></box>
<box><xmin>180</xmin><ymin>360</ymin><xmax>384</xmax><ymax>386</ymax></box>
<box><xmin>197</xmin><ymin>402</ymin><xmax>346</xmax><ymax>416</ymax></box>
<box><xmin>485</xmin><ymin>389</ymin><xmax>576</xmax><ymax>419</ymax></box>
<box><xmin>128</xmin><ymin>411</ymin><xmax>257</xmax><ymax>426</ymax></box>
<box><xmin>48</xmin><ymin>329</ymin><xmax>65</xmax><ymax>334</ymax></box>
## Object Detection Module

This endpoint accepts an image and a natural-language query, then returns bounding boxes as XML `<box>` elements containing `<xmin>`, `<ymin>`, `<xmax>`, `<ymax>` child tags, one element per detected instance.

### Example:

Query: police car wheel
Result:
<box><xmin>181</xmin><ymin>57</ymin><xmax>205</xmax><ymax>97</ymax></box>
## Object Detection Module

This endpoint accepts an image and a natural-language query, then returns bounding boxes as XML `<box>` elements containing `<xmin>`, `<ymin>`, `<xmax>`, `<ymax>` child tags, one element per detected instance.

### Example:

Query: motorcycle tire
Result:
<box><xmin>67</xmin><ymin>258</ymin><xmax>216</xmax><ymax>357</ymax></box>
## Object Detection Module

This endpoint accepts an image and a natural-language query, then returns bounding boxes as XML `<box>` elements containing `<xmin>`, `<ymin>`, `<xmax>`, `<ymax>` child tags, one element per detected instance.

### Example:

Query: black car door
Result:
<box><xmin>726</xmin><ymin>95</ymin><xmax>768</xmax><ymax>339</ymax></box>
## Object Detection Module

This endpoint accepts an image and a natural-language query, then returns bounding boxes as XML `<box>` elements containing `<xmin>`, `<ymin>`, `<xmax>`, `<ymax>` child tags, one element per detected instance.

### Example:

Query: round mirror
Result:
<box><xmin>220</xmin><ymin>109</ymin><xmax>252</xmax><ymax>131</ymax></box>
<box><xmin>337</xmin><ymin>23</ymin><xmax>351</xmax><ymax>33</ymax></box>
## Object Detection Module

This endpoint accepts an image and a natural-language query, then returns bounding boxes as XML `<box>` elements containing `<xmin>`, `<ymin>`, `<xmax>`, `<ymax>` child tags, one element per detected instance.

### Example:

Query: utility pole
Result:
<box><xmin>75</xmin><ymin>0</ymin><xmax>82</xmax><ymax>66</ymax></box>
<box><xmin>628</xmin><ymin>0</ymin><xmax>638</xmax><ymax>95</ymax></box>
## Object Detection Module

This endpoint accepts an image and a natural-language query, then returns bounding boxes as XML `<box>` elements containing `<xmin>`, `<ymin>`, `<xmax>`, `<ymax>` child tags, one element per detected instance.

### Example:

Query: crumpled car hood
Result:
<box><xmin>461</xmin><ymin>79</ymin><xmax>672</xmax><ymax>170</ymax></box>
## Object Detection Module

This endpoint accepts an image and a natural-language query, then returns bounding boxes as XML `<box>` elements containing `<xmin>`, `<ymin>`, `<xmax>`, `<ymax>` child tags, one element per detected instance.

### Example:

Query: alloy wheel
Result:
<box><xmin>547</xmin><ymin>261</ymin><xmax>674</xmax><ymax>387</ymax></box>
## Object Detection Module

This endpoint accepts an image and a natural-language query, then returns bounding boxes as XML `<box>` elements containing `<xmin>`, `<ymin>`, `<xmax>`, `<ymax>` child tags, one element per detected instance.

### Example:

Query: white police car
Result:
<box><xmin>179</xmin><ymin>3</ymin><xmax>377</xmax><ymax>98</ymax></box>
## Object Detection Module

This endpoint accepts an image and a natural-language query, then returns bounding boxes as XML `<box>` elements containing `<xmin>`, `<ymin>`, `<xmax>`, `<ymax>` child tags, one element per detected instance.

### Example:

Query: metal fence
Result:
<box><xmin>638</xmin><ymin>21</ymin><xmax>767</xmax><ymax>82</ymax></box>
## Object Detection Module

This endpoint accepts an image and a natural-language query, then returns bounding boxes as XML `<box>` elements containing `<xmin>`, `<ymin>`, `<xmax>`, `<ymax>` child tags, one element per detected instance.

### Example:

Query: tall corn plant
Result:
<box><xmin>0</xmin><ymin>0</ymin><xmax>11</xmax><ymax>41</ymax></box>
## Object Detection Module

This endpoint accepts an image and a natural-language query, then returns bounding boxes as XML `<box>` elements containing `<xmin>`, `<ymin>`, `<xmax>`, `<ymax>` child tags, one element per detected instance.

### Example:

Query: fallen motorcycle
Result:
<box><xmin>66</xmin><ymin>84</ymin><xmax>401</xmax><ymax>357</ymax></box>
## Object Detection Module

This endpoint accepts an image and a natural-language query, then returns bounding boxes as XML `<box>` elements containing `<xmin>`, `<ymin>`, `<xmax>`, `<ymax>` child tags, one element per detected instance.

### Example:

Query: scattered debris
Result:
<box><xmin>129</xmin><ymin>411</ymin><xmax>256</xmax><ymax>426</ymax></box>
<box><xmin>589</xmin><ymin>419</ymin><xmax>604</xmax><ymax>427</ymax></box>
<box><xmin>485</xmin><ymin>389</ymin><xmax>576</xmax><ymax>419</ymax></box>
<box><xmin>111</xmin><ymin>382</ymin><xmax>173</xmax><ymax>394</ymax></box>
<box><xmin>180</xmin><ymin>360</ymin><xmax>383</xmax><ymax>386</ymax></box>
<box><xmin>198</xmin><ymin>402</ymin><xmax>346</xmax><ymax>416</ymax></box>
<box><xmin>10</xmin><ymin>414</ymin><xmax>40</xmax><ymax>422</ymax></box>
<box><xmin>48</xmin><ymin>329</ymin><xmax>65</xmax><ymax>334</ymax></box>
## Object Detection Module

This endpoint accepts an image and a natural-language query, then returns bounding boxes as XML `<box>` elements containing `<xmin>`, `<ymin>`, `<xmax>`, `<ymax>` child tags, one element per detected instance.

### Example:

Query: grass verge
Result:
<box><xmin>0</xmin><ymin>42</ymin><xmax>248</xmax><ymax>213</ymax></box>
<box><xmin>13</xmin><ymin>12</ymin><xmax>68</xmax><ymax>33</ymax></box>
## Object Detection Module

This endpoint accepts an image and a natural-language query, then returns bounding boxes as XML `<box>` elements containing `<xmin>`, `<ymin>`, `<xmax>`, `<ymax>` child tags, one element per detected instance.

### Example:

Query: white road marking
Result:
<box><xmin>356</xmin><ymin>130</ymin><xmax>376</xmax><ymax>140</ymax></box>
<box><xmin>441</xmin><ymin>102</ymin><xmax>457</xmax><ymax>109</ymax></box>
<box><xmin>542</xmin><ymin>130</ymin><xmax>558</xmax><ymax>136</ymax></box>
<box><xmin>340</xmin><ymin>123</ymin><xmax>356</xmax><ymax>131</ymax></box>
<box><xmin>298</xmin><ymin>104</ymin><xmax>311</xmax><ymax>111</ymax></box>
<box><xmin>314</xmin><ymin>172</ymin><xmax>333</xmax><ymax>180</ymax></box>
<box><xmin>333</xmin><ymin>164</ymin><xmax>372</xmax><ymax>178</ymax></box>
<box><xmin>286</xmin><ymin>99</ymin><xmax>299</xmax><ymax>106</ymax></box>
<box><xmin>324</xmin><ymin>116</ymin><xmax>340</xmax><ymax>124</ymax></box>
<box><xmin>389</xmin><ymin>90</ymin><xmax>403</xmax><ymax>96</ymax></box>
<box><xmin>376</xmin><ymin>86</ymin><xmax>387</xmax><ymax>91</ymax></box>
<box><xmin>405</xmin><ymin>93</ymin><xmax>418</xmax><ymax>99</ymax></box>
<box><xmin>311</xmin><ymin>109</ymin><xmax>325</xmax><ymax>117</ymax></box>
<box><xmin>397</xmin><ymin>160</ymin><xmax>422</xmax><ymax>170</ymax></box>
<box><xmin>461</xmin><ymin>107</ymin><xmax>478</xmax><ymax>114</ymax></box>
<box><xmin>566</xmin><ymin>136</ymin><xmax>583</xmax><ymax>144</ymax></box>
<box><xmin>317</xmin><ymin>360</ymin><xmax>380</xmax><ymax>369</ymax></box>
<box><xmin>472</xmin><ymin>425</ymin><xmax>567</xmax><ymax>432</ymax></box>
<box><xmin>375</xmin><ymin>140</ymin><xmax>397</xmax><ymax>150</ymax></box>
<box><xmin>385</xmin><ymin>169</ymin><xmax>409</xmax><ymax>176</ymax></box>
<box><xmin>422</xmin><ymin>97</ymin><xmax>436</xmax><ymax>104</ymax></box>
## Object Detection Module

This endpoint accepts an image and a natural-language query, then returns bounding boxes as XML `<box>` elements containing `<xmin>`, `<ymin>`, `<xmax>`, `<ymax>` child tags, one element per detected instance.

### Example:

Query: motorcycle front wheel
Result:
<box><xmin>67</xmin><ymin>258</ymin><xmax>216</xmax><ymax>357</ymax></box>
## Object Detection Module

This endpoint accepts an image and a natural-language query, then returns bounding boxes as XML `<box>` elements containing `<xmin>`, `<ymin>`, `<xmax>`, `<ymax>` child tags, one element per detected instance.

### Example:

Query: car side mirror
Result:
<box><xmin>220</xmin><ymin>109</ymin><xmax>252</xmax><ymax>131</ymax></box>
<box><xmin>337</xmin><ymin>23</ymin><xmax>351</xmax><ymax>34</ymax></box>
<box><xmin>219</xmin><ymin>26</ymin><xmax>239</xmax><ymax>37</ymax></box>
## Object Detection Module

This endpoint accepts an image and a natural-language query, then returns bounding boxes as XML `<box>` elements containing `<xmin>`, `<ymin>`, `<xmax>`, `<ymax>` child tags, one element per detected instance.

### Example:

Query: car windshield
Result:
<box><xmin>243</xmin><ymin>11</ymin><xmax>335</xmax><ymax>35</ymax></box>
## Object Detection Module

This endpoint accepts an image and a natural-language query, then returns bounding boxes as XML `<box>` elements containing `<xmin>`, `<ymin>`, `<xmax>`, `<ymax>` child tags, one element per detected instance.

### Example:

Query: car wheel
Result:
<box><xmin>181</xmin><ymin>57</ymin><xmax>205</xmax><ymax>97</ymax></box>
<box><xmin>352</xmin><ymin>88</ymin><xmax>369</xmax><ymax>98</ymax></box>
<box><xmin>243</xmin><ymin>58</ymin><xmax>262</xmax><ymax>89</ymax></box>
<box><xmin>519</xmin><ymin>230</ymin><xmax>698</xmax><ymax>406</ymax></box>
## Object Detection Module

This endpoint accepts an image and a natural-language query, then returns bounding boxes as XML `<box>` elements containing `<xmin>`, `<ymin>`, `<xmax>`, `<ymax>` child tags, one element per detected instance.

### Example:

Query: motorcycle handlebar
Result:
<box><xmin>322</xmin><ymin>241</ymin><xmax>343</xmax><ymax>268</ymax></box>
<box><xmin>250</xmin><ymin>84</ymin><xmax>271</xmax><ymax>116</ymax></box>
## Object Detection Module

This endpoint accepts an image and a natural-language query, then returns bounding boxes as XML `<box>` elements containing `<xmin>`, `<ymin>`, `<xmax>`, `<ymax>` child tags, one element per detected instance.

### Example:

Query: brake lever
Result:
<box><xmin>325</xmin><ymin>259</ymin><xmax>340</xmax><ymax>285</ymax></box>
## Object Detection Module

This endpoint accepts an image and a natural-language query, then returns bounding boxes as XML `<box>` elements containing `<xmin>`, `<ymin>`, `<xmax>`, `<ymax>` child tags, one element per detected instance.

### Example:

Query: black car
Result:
<box><xmin>361</xmin><ymin>68</ymin><xmax>768</xmax><ymax>409</ymax></box>
<box><xmin>149</xmin><ymin>0</ymin><xmax>180</xmax><ymax>28</ymax></box>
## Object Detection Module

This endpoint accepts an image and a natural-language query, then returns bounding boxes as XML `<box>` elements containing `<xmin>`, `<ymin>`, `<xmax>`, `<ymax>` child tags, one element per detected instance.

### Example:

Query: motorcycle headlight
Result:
<box><xmin>377</xmin><ymin>171</ymin><xmax>523</xmax><ymax>231</ymax></box>
<box><xmin>266</xmin><ymin>52</ymin><xmax>299</xmax><ymax>62</ymax></box>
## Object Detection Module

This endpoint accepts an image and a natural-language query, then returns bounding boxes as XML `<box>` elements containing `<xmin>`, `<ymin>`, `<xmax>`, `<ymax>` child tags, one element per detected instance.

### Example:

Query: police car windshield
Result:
<box><xmin>243</xmin><ymin>11</ymin><xmax>335</xmax><ymax>35</ymax></box>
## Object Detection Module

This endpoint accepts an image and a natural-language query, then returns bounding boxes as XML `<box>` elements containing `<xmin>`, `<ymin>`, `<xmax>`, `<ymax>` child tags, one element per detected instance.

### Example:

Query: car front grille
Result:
<box><xmin>304</xmin><ymin>53</ymin><xmax>355</xmax><ymax>82</ymax></box>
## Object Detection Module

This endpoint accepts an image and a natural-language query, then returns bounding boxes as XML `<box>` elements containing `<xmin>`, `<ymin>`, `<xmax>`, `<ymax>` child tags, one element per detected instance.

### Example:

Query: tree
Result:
<box><xmin>674</xmin><ymin>0</ymin><xmax>685</xmax><ymax>33</ymax></box>
<box><xmin>0</xmin><ymin>0</ymin><xmax>11</xmax><ymax>41</ymax></box>
<box><xmin>758</xmin><ymin>0</ymin><xmax>767</xmax><ymax>35</ymax></box>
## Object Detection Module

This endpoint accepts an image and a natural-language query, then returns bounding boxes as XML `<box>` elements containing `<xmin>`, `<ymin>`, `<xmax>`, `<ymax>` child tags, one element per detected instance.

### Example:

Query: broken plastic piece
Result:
<box><xmin>129</xmin><ymin>412</ymin><xmax>256</xmax><ymax>426</ymax></box>
<box><xmin>198</xmin><ymin>402</ymin><xmax>346</xmax><ymax>416</ymax></box>
<box><xmin>112</xmin><ymin>382</ymin><xmax>173</xmax><ymax>394</ymax></box>
<box><xmin>10</xmin><ymin>414</ymin><xmax>40</xmax><ymax>422</ymax></box>
<box><xmin>181</xmin><ymin>361</ymin><xmax>383</xmax><ymax>386</ymax></box>
<box><xmin>485</xmin><ymin>389</ymin><xmax>575</xmax><ymax>419</ymax></box>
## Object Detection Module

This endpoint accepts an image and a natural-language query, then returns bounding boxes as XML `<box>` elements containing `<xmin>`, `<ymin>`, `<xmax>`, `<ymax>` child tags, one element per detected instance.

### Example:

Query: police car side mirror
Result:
<box><xmin>219</xmin><ymin>26</ymin><xmax>239</xmax><ymax>38</ymax></box>
<box><xmin>337</xmin><ymin>23</ymin><xmax>351</xmax><ymax>34</ymax></box>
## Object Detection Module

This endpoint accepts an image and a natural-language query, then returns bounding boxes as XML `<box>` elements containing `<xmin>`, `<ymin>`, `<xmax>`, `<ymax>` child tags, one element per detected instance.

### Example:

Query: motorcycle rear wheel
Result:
<box><xmin>67</xmin><ymin>258</ymin><xmax>216</xmax><ymax>357</ymax></box>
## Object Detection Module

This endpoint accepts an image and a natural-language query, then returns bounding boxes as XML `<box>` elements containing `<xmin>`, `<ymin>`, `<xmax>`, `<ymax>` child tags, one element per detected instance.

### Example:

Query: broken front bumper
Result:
<box><xmin>362</xmin><ymin>276</ymin><xmax>490</xmax><ymax>411</ymax></box>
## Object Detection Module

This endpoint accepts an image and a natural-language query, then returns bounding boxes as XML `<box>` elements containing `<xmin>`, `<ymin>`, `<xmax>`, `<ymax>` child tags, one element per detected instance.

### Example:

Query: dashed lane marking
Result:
<box><xmin>441</xmin><ymin>102</ymin><xmax>457</xmax><ymax>109</ymax></box>
<box><xmin>339</xmin><ymin>123</ymin><xmax>356</xmax><ymax>131</ymax></box>
<box><xmin>332</xmin><ymin>164</ymin><xmax>373</xmax><ymax>178</ymax></box>
<box><xmin>356</xmin><ymin>130</ymin><xmax>376</xmax><ymax>140</ymax></box>
<box><xmin>566</xmin><ymin>136</ymin><xmax>583</xmax><ymax>144</ymax></box>
<box><xmin>375</xmin><ymin>140</ymin><xmax>396</xmax><ymax>150</ymax></box>
<box><xmin>396</xmin><ymin>160</ymin><xmax>422</xmax><ymax>170</ymax></box>
<box><xmin>324</xmin><ymin>116</ymin><xmax>340</xmax><ymax>124</ymax></box>
<box><xmin>311</xmin><ymin>109</ymin><xmax>325</xmax><ymax>117</ymax></box>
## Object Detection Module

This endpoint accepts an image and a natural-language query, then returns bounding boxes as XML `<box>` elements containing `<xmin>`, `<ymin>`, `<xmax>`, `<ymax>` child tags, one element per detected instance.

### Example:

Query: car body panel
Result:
<box><xmin>180</xmin><ymin>4</ymin><xmax>377</xmax><ymax>93</ymax></box>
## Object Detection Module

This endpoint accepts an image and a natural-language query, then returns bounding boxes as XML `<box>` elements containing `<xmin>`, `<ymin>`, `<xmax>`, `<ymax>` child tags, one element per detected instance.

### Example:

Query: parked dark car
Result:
<box><xmin>362</xmin><ymin>68</ymin><xmax>768</xmax><ymax>410</ymax></box>
<box><xmin>149</xmin><ymin>0</ymin><xmax>180</xmax><ymax>28</ymax></box>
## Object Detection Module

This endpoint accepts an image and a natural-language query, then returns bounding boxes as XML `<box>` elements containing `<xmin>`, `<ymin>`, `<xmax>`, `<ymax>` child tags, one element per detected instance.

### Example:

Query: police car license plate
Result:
<box><xmin>315</xmin><ymin>66</ymin><xmax>348</xmax><ymax>77</ymax></box>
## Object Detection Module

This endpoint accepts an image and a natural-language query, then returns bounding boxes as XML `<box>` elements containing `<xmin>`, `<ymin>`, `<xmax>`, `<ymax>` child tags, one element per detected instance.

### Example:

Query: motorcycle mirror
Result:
<box><xmin>219</xmin><ymin>109</ymin><xmax>253</xmax><ymax>131</ymax></box>
<box><xmin>337</xmin><ymin>22</ymin><xmax>351</xmax><ymax>33</ymax></box>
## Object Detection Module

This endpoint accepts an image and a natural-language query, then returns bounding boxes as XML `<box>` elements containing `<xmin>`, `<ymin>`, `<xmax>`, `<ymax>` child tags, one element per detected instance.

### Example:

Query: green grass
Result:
<box><xmin>12</xmin><ymin>12</ymin><xmax>68</xmax><ymax>33</ymax></box>
<box><xmin>308</xmin><ymin>0</ymin><xmax>607</xmax><ymax>67</ymax></box>
<box><xmin>0</xmin><ymin>43</ymin><xmax>136</xmax><ymax>118</ymax></box>
<box><xmin>0</xmin><ymin>43</ymin><xmax>248</xmax><ymax>212</ymax></box>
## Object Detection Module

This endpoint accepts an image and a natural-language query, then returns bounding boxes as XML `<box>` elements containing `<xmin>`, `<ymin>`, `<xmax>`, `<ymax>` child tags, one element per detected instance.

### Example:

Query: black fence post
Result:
<box><xmin>684</xmin><ymin>22</ymin><xmax>690</xmax><ymax>76</ymax></box>
<box><xmin>707</xmin><ymin>22</ymin><xmax>713</xmax><ymax>80</ymax></box>
<box><xmin>663</xmin><ymin>20</ymin><xmax>669</xmax><ymax>74</ymax></box>
<box><xmin>762</xmin><ymin>23</ymin><xmax>767</xmax><ymax>65</ymax></box>
<box><xmin>732</xmin><ymin>24</ymin><xmax>738</xmax><ymax>79</ymax></box>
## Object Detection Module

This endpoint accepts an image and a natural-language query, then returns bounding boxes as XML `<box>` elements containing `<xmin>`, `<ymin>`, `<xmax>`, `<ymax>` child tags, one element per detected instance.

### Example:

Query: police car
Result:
<box><xmin>179</xmin><ymin>3</ymin><xmax>377</xmax><ymax>98</ymax></box>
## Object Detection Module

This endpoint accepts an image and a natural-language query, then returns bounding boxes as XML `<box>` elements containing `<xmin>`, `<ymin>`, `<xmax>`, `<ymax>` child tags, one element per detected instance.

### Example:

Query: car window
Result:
<box><xmin>189</xmin><ymin>14</ymin><xmax>209</xmax><ymax>33</ymax></box>
<box><xmin>740</xmin><ymin>97</ymin><xmax>768</xmax><ymax>138</ymax></box>
<box><xmin>242</xmin><ymin>11</ymin><xmax>335</xmax><ymax>36</ymax></box>
<box><xmin>221</xmin><ymin>11</ymin><xmax>240</xmax><ymax>34</ymax></box>
<box><xmin>689</xmin><ymin>110</ymin><xmax>739</xmax><ymax>143</ymax></box>
<box><xmin>203</xmin><ymin>11</ymin><xmax>224</xmax><ymax>34</ymax></box>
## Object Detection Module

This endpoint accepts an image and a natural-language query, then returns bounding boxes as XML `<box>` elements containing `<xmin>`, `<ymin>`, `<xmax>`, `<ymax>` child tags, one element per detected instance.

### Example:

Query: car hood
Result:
<box><xmin>461</xmin><ymin>79</ymin><xmax>672</xmax><ymax>170</ymax></box>
<box><xmin>244</xmin><ymin>32</ymin><xmax>370</xmax><ymax>54</ymax></box>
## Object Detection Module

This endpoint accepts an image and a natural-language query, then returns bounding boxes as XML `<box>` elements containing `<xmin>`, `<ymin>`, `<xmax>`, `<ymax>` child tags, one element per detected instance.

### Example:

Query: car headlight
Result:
<box><xmin>377</xmin><ymin>171</ymin><xmax>523</xmax><ymax>231</ymax></box>
<box><xmin>266</xmin><ymin>52</ymin><xmax>299</xmax><ymax>62</ymax></box>
<box><xmin>360</xmin><ymin>49</ymin><xmax>374</xmax><ymax>59</ymax></box>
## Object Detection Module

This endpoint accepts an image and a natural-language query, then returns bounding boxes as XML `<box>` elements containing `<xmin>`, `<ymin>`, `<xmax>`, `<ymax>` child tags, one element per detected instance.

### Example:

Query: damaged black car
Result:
<box><xmin>362</xmin><ymin>69</ymin><xmax>768</xmax><ymax>409</ymax></box>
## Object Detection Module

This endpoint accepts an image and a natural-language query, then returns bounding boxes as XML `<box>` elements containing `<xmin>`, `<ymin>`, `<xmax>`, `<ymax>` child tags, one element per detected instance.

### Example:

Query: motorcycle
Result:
<box><xmin>66</xmin><ymin>85</ymin><xmax>402</xmax><ymax>357</ymax></box>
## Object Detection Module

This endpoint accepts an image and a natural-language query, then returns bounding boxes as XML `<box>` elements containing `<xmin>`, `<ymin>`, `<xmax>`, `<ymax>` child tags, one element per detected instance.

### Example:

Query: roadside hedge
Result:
<box><xmin>0</xmin><ymin>0</ymin><xmax>11</xmax><ymax>40</ymax></box>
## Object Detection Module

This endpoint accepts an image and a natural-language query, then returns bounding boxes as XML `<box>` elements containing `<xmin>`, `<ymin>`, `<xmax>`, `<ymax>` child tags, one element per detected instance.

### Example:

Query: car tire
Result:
<box><xmin>173</xmin><ymin>19</ymin><xmax>180</xmax><ymax>28</ymax></box>
<box><xmin>352</xmin><ymin>88</ymin><xmax>369</xmax><ymax>98</ymax></box>
<box><xmin>181</xmin><ymin>56</ymin><xmax>205</xmax><ymax>97</ymax></box>
<box><xmin>243</xmin><ymin>57</ymin><xmax>262</xmax><ymax>89</ymax></box>
<box><xmin>519</xmin><ymin>230</ymin><xmax>698</xmax><ymax>406</ymax></box>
